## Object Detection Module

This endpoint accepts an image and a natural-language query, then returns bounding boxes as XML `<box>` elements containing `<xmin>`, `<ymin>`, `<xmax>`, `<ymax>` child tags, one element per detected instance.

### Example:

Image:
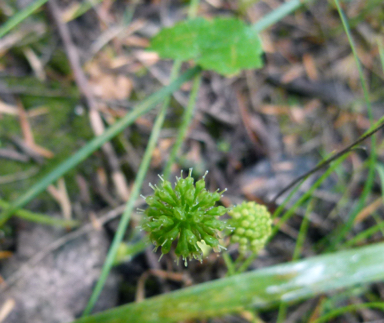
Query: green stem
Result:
<box><xmin>312</xmin><ymin>302</ymin><xmax>384</xmax><ymax>323</ymax></box>
<box><xmin>222</xmin><ymin>252</ymin><xmax>235</xmax><ymax>276</ymax></box>
<box><xmin>342</xmin><ymin>215</ymin><xmax>384</xmax><ymax>248</ymax></box>
<box><xmin>233</xmin><ymin>253</ymin><xmax>245</xmax><ymax>268</ymax></box>
<box><xmin>276</xmin><ymin>302</ymin><xmax>288</xmax><ymax>323</ymax></box>
<box><xmin>378</xmin><ymin>39</ymin><xmax>384</xmax><ymax>73</ymax></box>
<box><xmin>236</xmin><ymin>253</ymin><xmax>258</xmax><ymax>274</ymax></box>
<box><xmin>0</xmin><ymin>199</ymin><xmax>79</xmax><ymax>228</ymax></box>
<box><xmin>82</xmin><ymin>61</ymin><xmax>183</xmax><ymax>316</ymax></box>
<box><xmin>251</xmin><ymin>0</ymin><xmax>313</xmax><ymax>32</ymax></box>
<box><xmin>272</xmin><ymin>182</ymin><xmax>304</xmax><ymax>219</ymax></box>
<box><xmin>292</xmin><ymin>199</ymin><xmax>314</xmax><ymax>260</ymax></box>
<box><xmin>163</xmin><ymin>74</ymin><xmax>202</xmax><ymax>180</ymax></box>
<box><xmin>334</xmin><ymin>0</ymin><xmax>373</xmax><ymax>122</ymax></box>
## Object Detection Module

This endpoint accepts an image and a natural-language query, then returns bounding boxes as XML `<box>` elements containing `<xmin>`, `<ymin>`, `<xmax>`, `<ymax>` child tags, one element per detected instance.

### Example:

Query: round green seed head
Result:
<box><xmin>228</xmin><ymin>201</ymin><xmax>272</xmax><ymax>255</ymax></box>
<box><xmin>233</xmin><ymin>212</ymin><xmax>242</xmax><ymax>219</ymax></box>
<box><xmin>232</xmin><ymin>235</ymin><xmax>240</xmax><ymax>242</ymax></box>
<box><xmin>245</xmin><ymin>229</ymin><xmax>254</xmax><ymax>237</ymax></box>
<box><xmin>141</xmin><ymin>169</ymin><xmax>228</xmax><ymax>265</ymax></box>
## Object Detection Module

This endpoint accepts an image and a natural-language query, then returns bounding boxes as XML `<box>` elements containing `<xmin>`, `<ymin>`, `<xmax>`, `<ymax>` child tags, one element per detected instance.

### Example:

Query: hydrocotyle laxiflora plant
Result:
<box><xmin>140</xmin><ymin>169</ymin><xmax>228</xmax><ymax>266</ymax></box>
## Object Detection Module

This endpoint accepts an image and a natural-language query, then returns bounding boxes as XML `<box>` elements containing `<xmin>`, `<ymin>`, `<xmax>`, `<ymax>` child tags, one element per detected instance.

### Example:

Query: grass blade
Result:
<box><xmin>272</xmin><ymin>182</ymin><xmax>304</xmax><ymax>219</ymax></box>
<box><xmin>0</xmin><ymin>0</ymin><xmax>49</xmax><ymax>38</ymax></box>
<box><xmin>72</xmin><ymin>242</ymin><xmax>384</xmax><ymax>323</ymax></box>
<box><xmin>333</xmin><ymin>0</ymin><xmax>373</xmax><ymax>122</ymax></box>
<box><xmin>0</xmin><ymin>199</ymin><xmax>79</xmax><ymax>227</ymax></box>
<box><xmin>326</xmin><ymin>0</ymin><xmax>376</xmax><ymax>249</ymax></box>
<box><xmin>377</xmin><ymin>163</ymin><xmax>384</xmax><ymax>195</ymax></box>
<box><xmin>292</xmin><ymin>199</ymin><xmax>314</xmax><ymax>260</ymax></box>
<box><xmin>313</xmin><ymin>303</ymin><xmax>384</xmax><ymax>323</ymax></box>
<box><xmin>251</xmin><ymin>0</ymin><xmax>313</xmax><ymax>33</ymax></box>
<box><xmin>342</xmin><ymin>219</ymin><xmax>384</xmax><ymax>248</ymax></box>
<box><xmin>0</xmin><ymin>66</ymin><xmax>200</xmax><ymax>227</ymax></box>
<box><xmin>378</xmin><ymin>39</ymin><xmax>384</xmax><ymax>72</ymax></box>
<box><xmin>271</xmin><ymin>154</ymin><xmax>349</xmax><ymax>239</ymax></box>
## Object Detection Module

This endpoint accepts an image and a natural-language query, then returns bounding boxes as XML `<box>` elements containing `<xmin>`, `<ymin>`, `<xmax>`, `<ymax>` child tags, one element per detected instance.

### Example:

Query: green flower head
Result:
<box><xmin>141</xmin><ymin>169</ymin><xmax>228</xmax><ymax>266</ymax></box>
<box><xmin>228</xmin><ymin>201</ymin><xmax>272</xmax><ymax>254</ymax></box>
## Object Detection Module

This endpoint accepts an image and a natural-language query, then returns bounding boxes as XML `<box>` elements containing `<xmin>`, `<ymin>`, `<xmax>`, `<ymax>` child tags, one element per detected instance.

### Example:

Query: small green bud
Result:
<box><xmin>204</xmin><ymin>218</ymin><xmax>226</xmax><ymax>231</ymax></box>
<box><xmin>185</xmin><ymin>188</ymin><xmax>195</xmax><ymax>205</ymax></box>
<box><xmin>155</xmin><ymin>189</ymin><xmax>177</xmax><ymax>206</ymax></box>
<box><xmin>164</xmin><ymin>225</ymin><xmax>180</xmax><ymax>241</ymax></box>
<box><xmin>173</xmin><ymin>207</ymin><xmax>186</xmax><ymax>221</ymax></box>
<box><xmin>228</xmin><ymin>201</ymin><xmax>272</xmax><ymax>254</ymax></box>
<box><xmin>195</xmin><ymin>179</ymin><xmax>206</xmax><ymax>193</ymax></box>
<box><xmin>201</xmin><ymin>233</ymin><xmax>219</xmax><ymax>247</ymax></box>
<box><xmin>161</xmin><ymin>239</ymin><xmax>172</xmax><ymax>254</ymax></box>
<box><xmin>162</xmin><ymin>180</ymin><xmax>177</xmax><ymax>199</ymax></box>
<box><xmin>158</xmin><ymin>215</ymin><xmax>174</xmax><ymax>227</ymax></box>
<box><xmin>175</xmin><ymin>229</ymin><xmax>189</xmax><ymax>259</ymax></box>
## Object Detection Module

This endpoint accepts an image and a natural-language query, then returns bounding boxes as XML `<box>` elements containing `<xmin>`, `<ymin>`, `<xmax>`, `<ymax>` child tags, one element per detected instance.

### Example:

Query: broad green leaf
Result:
<box><xmin>72</xmin><ymin>242</ymin><xmax>384</xmax><ymax>323</ymax></box>
<box><xmin>150</xmin><ymin>17</ymin><xmax>264</xmax><ymax>75</ymax></box>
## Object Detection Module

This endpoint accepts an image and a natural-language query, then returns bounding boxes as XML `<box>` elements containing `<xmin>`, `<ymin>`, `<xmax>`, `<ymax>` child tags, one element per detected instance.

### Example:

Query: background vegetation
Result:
<box><xmin>0</xmin><ymin>0</ymin><xmax>384</xmax><ymax>322</ymax></box>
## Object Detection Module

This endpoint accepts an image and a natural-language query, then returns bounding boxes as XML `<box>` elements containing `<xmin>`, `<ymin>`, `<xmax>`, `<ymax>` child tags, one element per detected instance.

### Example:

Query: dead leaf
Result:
<box><xmin>87</xmin><ymin>61</ymin><xmax>133</xmax><ymax>100</ymax></box>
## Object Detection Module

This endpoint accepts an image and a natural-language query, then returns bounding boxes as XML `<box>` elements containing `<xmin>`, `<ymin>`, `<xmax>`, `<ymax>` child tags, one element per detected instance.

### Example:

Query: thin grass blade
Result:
<box><xmin>0</xmin><ymin>199</ymin><xmax>79</xmax><ymax>227</ymax></box>
<box><xmin>0</xmin><ymin>0</ymin><xmax>49</xmax><ymax>38</ymax></box>
<box><xmin>327</xmin><ymin>0</ymin><xmax>376</xmax><ymax>249</ymax></box>
<box><xmin>251</xmin><ymin>0</ymin><xmax>313</xmax><ymax>32</ymax></box>
<box><xmin>0</xmin><ymin>66</ymin><xmax>200</xmax><ymax>227</ymax></box>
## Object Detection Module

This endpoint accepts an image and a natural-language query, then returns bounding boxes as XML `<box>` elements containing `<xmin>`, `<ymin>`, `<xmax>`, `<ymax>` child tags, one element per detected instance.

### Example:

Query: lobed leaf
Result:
<box><xmin>150</xmin><ymin>17</ymin><xmax>264</xmax><ymax>75</ymax></box>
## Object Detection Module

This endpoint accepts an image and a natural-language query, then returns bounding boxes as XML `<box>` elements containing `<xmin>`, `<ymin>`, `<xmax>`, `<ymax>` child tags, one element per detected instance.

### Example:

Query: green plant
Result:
<box><xmin>82</xmin><ymin>10</ymin><xmax>267</xmax><ymax>315</ymax></box>
<box><xmin>150</xmin><ymin>17</ymin><xmax>264</xmax><ymax>76</ymax></box>
<box><xmin>141</xmin><ymin>170</ymin><xmax>228</xmax><ymax>265</ymax></box>
<box><xmin>2</xmin><ymin>0</ymin><xmax>384</xmax><ymax>322</ymax></box>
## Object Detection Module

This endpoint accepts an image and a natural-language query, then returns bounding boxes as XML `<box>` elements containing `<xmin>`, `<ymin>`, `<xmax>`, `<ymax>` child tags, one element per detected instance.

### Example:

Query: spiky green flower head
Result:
<box><xmin>228</xmin><ymin>201</ymin><xmax>272</xmax><ymax>254</ymax></box>
<box><xmin>141</xmin><ymin>169</ymin><xmax>228</xmax><ymax>266</ymax></box>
